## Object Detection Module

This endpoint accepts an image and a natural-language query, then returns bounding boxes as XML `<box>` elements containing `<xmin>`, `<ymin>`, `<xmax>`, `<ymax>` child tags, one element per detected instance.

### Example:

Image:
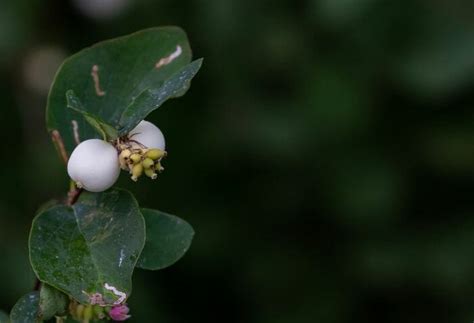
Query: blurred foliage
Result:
<box><xmin>2</xmin><ymin>0</ymin><xmax>474</xmax><ymax>322</ymax></box>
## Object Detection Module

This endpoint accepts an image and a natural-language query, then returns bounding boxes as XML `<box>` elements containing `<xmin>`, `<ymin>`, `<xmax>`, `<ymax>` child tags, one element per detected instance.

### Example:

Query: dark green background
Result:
<box><xmin>2</xmin><ymin>0</ymin><xmax>474</xmax><ymax>322</ymax></box>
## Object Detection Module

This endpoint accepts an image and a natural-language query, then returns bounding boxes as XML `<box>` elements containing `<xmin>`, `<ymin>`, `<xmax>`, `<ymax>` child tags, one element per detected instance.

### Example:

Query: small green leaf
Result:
<box><xmin>29</xmin><ymin>188</ymin><xmax>146</xmax><ymax>305</ymax></box>
<box><xmin>0</xmin><ymin>310</ymin><xmax>10</xmax><ymax>323</ymax></box>
<box><xmin>117</xmin><ymin>58</ymin><xmax>203</xmax><ymax>135</ymax></box>
<box><xmin>10</xmin><ymin>292</ymin><xmax>40</xmax><ymax>323</ymax></box>
<box><xmin>39</xmin><ymin>284</ymin><xmax>68</xmax><ymax>320</ymax></box>
<box><xmin>137</xmin><ymin>208</ymin><xmax>194</xmax><ymax>270</ymax></box>
<box><xmin>66</xmin><ymin>90</ymin><xmax>118</xmax><ymax>140</ymax></box>
<box><xmin>47</xmin><ymin>27</ymin><xmax>198</xmax><ymax>155</ymax></box>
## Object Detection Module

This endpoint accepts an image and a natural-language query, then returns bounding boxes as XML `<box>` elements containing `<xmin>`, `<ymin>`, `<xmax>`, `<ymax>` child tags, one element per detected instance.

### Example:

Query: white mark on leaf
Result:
<box><xmin>71</xmin><ymin>120</ymin><xmax>80</xmax><ymax>145</ymax></box>
<box><xmin>104</xmin><ymin>283</ymin><xmax>127</xmax><ymax>305</ymax></box>
<box><xmin>91</xmin><ymin>64</ymin><xmax>106</xmax><ymax>96</ymax></box>
<box><xmin>118</xmin><ymin>249</ymin><xmax>125</xmax><ymax>267</ymax></box>
<box><xmin>155</xmin><ymin>45</ymin><xmax>182</xmax><ymax>69</ymax></box>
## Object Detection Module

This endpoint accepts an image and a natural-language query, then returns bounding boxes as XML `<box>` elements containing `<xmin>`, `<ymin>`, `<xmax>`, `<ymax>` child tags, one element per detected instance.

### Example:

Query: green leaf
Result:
<box><xmin>137</xmin><ymin>208</ymin><xmax>194</xmax><ymax>270</ymax></box>
<box><xmin>39</xmin><ymin>284</ymin><xmax>68</xmax><ymax>320</ymax></box>
<box><xmin>47</xmin><ymin>26</ymin><xmax>200</xmax><ymax>155</ymax></box>
<box><xmin>117</xmin><ymin>59</ymin><xmax>203</xmax><ymax>135</ymax></box>
<box><xmin>10</xmin><ymin>292</ymin><xmax>40</xmax><ymax>323</ymax></box>
<box><xmin>0</xmin><ymin>310</ymin><xmax>10</xmax><ymax>323</ymax></box>
<box><xmin>29</xmin><ymin>188</ymin><xmax>146</xmax><ymax>305</ymax></box>
<box><xmin>66</xmin><ymin>90</ymin><xmax>118</xmax><ymax>140</ymax></box>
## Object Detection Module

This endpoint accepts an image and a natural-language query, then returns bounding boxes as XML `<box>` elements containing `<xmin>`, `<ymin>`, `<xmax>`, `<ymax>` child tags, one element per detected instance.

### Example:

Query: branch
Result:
<box><xmin>51</xmin><ymin>130</ymin><xmax>69</xmax><ymax>165</ymax></box>
<box><xmin>33</xmin><ymin>279</ymin><xmax>41</xmax><ymax>291</ymax></box>
<box><xmin>67</xmin><ymin>186</ymin><xmax>83</xmax><ymax>206</ymax></box>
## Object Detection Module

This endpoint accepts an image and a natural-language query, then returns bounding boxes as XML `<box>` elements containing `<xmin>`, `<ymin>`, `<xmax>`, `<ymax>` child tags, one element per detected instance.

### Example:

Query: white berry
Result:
<box><xmin>67</xmin><ymin>139</ymin><xmax>120</xmax><ymax>192</ymax></box>
<box><xmin>128</xmin><ymin>120</ymin><xmax>165</xmax><ymax>150</ymax></box>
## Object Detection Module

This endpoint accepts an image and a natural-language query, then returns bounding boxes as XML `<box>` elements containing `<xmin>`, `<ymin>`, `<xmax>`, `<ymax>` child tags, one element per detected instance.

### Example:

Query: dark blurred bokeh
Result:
<box><xmin>2</xmin><ymin>0</ymin><xmax>474</xmax><ymax>322</ymax></box>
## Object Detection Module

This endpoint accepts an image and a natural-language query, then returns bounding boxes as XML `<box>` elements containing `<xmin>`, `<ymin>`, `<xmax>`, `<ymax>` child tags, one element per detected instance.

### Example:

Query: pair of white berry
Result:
<box><xmin>67</xmin><ymin>120</ymin><xmax>165</xmax><ymax>192</ymax></box>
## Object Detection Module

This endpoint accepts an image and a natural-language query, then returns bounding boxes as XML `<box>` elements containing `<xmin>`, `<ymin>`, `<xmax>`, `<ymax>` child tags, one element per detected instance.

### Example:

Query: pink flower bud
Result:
<box><xmin>109</xmin><ymin>304</ymin><xmax>131</xmax><ymax>321</ymax></box>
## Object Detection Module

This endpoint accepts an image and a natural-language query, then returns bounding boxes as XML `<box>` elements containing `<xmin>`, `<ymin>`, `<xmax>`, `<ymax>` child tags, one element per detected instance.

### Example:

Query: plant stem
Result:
<box><xmin>33</xmin><ymin>279</ymin><xmax>41</xmax><ymax>291</ymax></box>
<box><xmin>51</xmin><ymin>130</ymin><xmax>69</xmax><ymax>165</ymax></box>
<box><xmin>67</xmin><ymin>185</ymin><xmax>83</xmax><ymax>206</ymax></box>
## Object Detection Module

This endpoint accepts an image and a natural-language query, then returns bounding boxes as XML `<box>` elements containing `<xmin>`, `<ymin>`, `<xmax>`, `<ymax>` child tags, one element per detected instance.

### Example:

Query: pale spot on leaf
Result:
<box><xmin>155</xmin><ymin>45</ymin><xmax>182</xmax><ymax>69</ymax></box>
<box><xmin>91</xmin><ymin>64</ymin><xmax>106</xmax><ymax>96</ymax></box>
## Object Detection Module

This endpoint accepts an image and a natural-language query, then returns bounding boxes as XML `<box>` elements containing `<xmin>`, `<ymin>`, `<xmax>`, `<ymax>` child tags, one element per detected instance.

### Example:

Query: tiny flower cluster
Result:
<box><xmin>119</xmin><ymin>147</ymin><xmax>166</xmax><ymax>181</ymax></box>
<box><xmin>69</xmin><ymin>302</ymin><xmax>131</xmax><ymax>321</ymax></box>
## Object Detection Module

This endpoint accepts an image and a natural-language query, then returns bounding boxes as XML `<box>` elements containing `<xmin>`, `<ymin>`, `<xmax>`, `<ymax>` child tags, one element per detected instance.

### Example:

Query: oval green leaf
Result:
<box><xmin>137</xmin><ymin>208</ymin><xmax>194</xmax><ymax>270</ymax></box>
<box><xmin>10</xmin><ymin>292</ymin><xmax>40</xmax><ymax>323</ymax></box>
<box><xmin>47</xmin><ymin>26</ymin><xmax>201</xmax><ymax>154</ymax></box>
<box><xmin>29</xmin><ymin>189</ymin><xmax>145</xmax><ymax>305</ymax></box>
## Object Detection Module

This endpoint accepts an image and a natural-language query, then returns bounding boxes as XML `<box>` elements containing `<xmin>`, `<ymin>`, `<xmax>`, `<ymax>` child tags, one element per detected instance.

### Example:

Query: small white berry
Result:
<box><xmin>128</xmin><ymin>120</ymin><xmax>165</xmax><ymax>150</ymax></box>
<box><xmin>67</xmin><ymin>139</ymin><xmax>120</xmax><ymax>192</ymax></box>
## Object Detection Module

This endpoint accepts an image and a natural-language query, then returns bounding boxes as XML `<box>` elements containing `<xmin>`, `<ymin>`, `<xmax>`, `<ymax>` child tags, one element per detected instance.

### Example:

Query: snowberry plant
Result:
<box><xmin>7</xmin><ymin>27</ymin><xmax>201</xmax><ymax>322</ymax></box>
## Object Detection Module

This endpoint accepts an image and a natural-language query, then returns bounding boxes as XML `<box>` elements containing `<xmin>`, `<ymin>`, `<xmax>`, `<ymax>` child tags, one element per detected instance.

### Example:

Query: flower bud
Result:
<box><xmin>144</xmin><ymin>168</ymin><xmax>157</xmax><ymax>179</ymax></box>
<box><xmin>155</xmin><ymin>162</ymin><xmax>164</xmax><ymax>173</ymax></box>
<box><xmin>144</xmin><ymin>149</ymin><xmax>166</xmax><ymax>160</ymax></box>
<box><xmin>83</xmin><ymin>305</ymin><xmax>93</xmax><ymax>321</ymax></box>
<box><xmin>93</xmin><ymin>305</ymin><xmax>105</xmax><ymax>319</ymax></box>
<box><xmin>142</xmin><ymin>158</ymin><xmax>154</xmax><ymax>169</ymax></box>
<box><xmin>131</xmin><ymin>163</ymin><xmax>143</xmax><ymax>181</ymax></box>
<box><xmin>129</xmin><ymin>153</ymin><xmax>142</xmax><ymax>164</ymax></box>
<box><xmin>76</xmin><ymin>304</ymin><xmax>85</xmax><ymax>318</ymax></box>
<box><xmin>119</xmin><ymin>149</ymin><xmax>132</xmax><ymax>170</ymax></box>
<box><xmin>109</xmin><ymin>304</ymin><xmax>131</xmax><ymax>321</ymax></box>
